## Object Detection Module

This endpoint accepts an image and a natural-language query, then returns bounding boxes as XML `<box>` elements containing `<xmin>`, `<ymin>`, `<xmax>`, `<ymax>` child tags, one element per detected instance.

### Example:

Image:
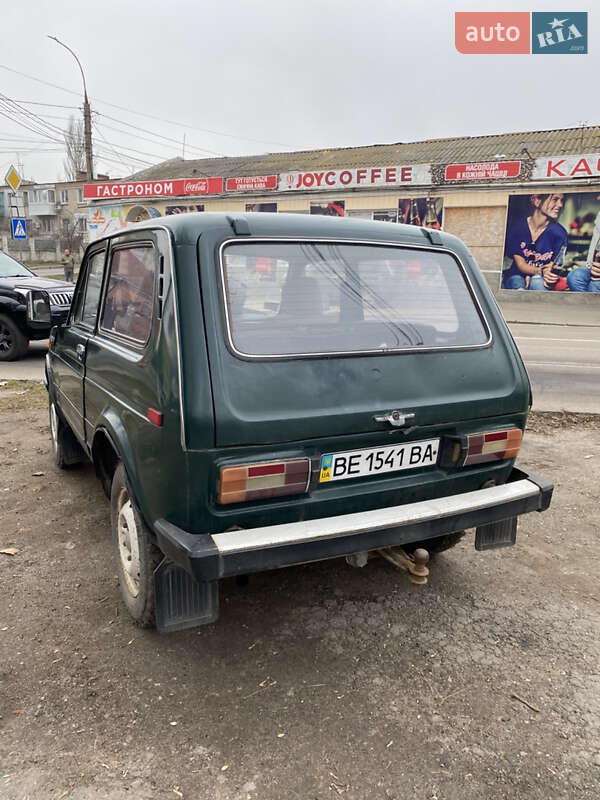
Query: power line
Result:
<box><xmin>95</xmin><ymin>112</ymin><xmax>225</xmax><ymax>157</ymax></box>
<box><xmin>92</xmin><ymin>123</ymin><xmax>177</xmax><ymax>163</ymax></box>
<box><xmin>0</xmin><ymin>108</ymin><xmax>63</xmax><ymax>144</ymax></box>
<box><xmin>13</xmin><ymin>99</ymin><xmax>80</xmax><ymax>110</ymax></box>
<box><xmin>92</xmin><ymin>124</ymin><xmax>154</xmax><ymax>168</ymax></box>
<box><xmin>92</xmin><ymin>121</ymin><xmax>138</xmax><ymax>171</ymax></box>
<box><xmin>0</xmin><ymin>95</ymin><xmax>171</xmax><ymax>169</ymax></box>
<box><xmin>0</xmin><ymin>93</ymin><xmax>67</xmax><ymax>141</ymax></box>
<box><xmin>0</xmin><ymin>63</ymin><xmax>298</xmax><ymax>150</ymax></box>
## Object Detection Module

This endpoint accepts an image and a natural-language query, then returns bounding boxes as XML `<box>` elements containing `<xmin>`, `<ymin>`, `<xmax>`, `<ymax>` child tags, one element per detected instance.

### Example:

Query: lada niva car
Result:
<box><xmin>0</xmin><ymin>252</ymin><xmax>73</xmax><ymax>360</ymax></box>
<box><xmin>42</xmin><ymin>212</ymin><xmax>552</xmax><ymax>632</ymax></box>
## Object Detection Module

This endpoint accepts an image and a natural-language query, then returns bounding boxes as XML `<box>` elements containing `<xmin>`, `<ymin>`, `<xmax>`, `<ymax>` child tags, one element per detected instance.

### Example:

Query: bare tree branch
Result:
<box><xmin>63</xmin><ymin>115</ymin><xmax>86</xmax><ymax>181</ymax></box>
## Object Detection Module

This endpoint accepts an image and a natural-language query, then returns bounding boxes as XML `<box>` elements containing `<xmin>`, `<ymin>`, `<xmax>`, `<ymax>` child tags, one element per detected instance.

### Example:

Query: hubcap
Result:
<box><xmin>0</xmin><ymin>322</ymin><xmax>13</xmax><ymax>353</ymax></box>
<box><xmin>117</xmin><ymin>488</ymin><xmax>141</xmax><ymax>597</ymax></box>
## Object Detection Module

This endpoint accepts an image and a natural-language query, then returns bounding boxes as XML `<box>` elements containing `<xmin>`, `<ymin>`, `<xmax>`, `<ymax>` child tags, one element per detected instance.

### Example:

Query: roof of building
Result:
<box><xmin>129</xmin><ymin>126</ymin><xmax>600</xmax><ymax>181</ymax></box>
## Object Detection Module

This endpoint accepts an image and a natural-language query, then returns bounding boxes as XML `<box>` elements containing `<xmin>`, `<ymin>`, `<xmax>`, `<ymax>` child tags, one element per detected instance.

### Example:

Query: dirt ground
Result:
<box><xmin>1</xmin><ymin>383</ymin><xmax>599</xmax><ymax>800</ymax></box>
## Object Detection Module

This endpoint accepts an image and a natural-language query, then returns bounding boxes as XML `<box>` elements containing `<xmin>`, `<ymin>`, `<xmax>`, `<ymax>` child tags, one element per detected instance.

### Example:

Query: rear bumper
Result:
<box><xmin>154</xmin><ymin>467</ymin><xmax>553</xmax><ymax>583</ymax></box>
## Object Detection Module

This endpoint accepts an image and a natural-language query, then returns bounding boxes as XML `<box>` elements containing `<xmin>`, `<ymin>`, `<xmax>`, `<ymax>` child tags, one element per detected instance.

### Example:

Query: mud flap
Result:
<box><xmin>475</xmin><ymin>517</ymin><xmax>518</xmax><ymax>551</ymax></box>
<box><xmin>154</xmin><ymin>560</ymin><xmax>219</xmax><ymax>634</ymax></box>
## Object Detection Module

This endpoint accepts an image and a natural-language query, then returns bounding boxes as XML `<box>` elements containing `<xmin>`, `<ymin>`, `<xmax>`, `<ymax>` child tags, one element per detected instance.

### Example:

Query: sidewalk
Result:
<box><xmin>496</xmin><ymin>290</ymin><xmax>600</xmax><ymax>327</ymax></box>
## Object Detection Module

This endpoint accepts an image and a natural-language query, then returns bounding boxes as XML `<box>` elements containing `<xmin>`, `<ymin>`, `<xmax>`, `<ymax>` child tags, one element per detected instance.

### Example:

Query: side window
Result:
<box><xmin>100</xmin><ymin>246</ymin><xmax>155</xmax><ymax>345</ymax></box>
<box><xmin>71</xmin><ymin>249</ymin><xmax>105</xmax><ymax>327</ymax></box>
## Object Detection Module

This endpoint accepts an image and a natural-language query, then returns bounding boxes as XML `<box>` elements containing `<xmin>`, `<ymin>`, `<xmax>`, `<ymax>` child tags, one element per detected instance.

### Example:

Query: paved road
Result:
<box><xmin>1</xmin><ymin>325</ymin><xmax>599</xmax><ymax>413</ymax></box>
<box><xmin>511</xmin><ymin>322</ymin><xmax>600</xmax><ymax>414</ymax></box>
<box><xmin>0</xmin><ymin>340</ymin><xmax>48</xmax><ymax>382</ymax></box>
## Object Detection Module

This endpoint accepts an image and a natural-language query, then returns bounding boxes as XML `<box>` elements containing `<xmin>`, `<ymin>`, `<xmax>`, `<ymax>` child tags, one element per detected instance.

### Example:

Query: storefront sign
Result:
<box><xmin>225</xmin><ymin>175</ymin><xmax>277</xmax><ymax>192</ymax></box>
<box><xmin>84</xmin><ymin>177</ymin><xmax>224</xmax><ymax>199</ymax></box>
<box><xmin>444</xmin><ymin>161</ymin><xmax>522</xmax><ymax>181</ymax></box>
<box><xmin>279</xmin><ymin>164</ymin><xmax>431</xmax><ymax>191</ymax></box>
<box><xmin>532</xmin><ymin>154</ymin><xmax>600</xmax><ymax>180</ymax></box>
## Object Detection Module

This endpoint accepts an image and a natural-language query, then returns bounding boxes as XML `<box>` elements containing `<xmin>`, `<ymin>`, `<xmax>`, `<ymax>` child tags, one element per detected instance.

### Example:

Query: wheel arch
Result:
<box><xmin>90</xmin><ymin>408</ymin><xmax>142</xmax><ymax>507</ymax></box>
<box><xmin>0</xmin><ymin>298</ymin><xmax>29</xmax><ymax>337</ymax></box>
<box><xmin>91</xmin><ymin>427</ymin><xmax>121</xmax><ymax>498</ymax></box>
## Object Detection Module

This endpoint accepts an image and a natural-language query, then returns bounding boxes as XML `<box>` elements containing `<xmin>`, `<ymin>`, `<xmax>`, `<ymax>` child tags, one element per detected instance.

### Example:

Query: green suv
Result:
<box><xmin>43</xmin><ymin>213</ymin><xmax>552</xmax><ymax>633</ymax></box>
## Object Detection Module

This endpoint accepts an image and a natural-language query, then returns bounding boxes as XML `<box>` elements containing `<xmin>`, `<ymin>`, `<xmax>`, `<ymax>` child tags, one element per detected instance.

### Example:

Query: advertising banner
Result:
<box><xmin>398</xmin><ymin>197</ymin><xmax>443</xmax><ymax>228</ymax></box>
<box><xmin>279</xmin><ymin>164</ymin><xmax>431</xmax><ymax>192</ymax></box>
<box><xmin>246</xmin><ymin>203</ymin><xmax>277</xmax><ymax>212</ymax></box>
<box><xmin>445</xmin><ymin>161</ymin><xmax>521</xmax><ymax>181</ymax></box>
<box><xmin>165</xmin><ymin>205</ymin><xmax>205</xmax><ymax>214</ymax></box>
<box><xmin>226</xmin><ymin>175</ymin><xmax>277</xmax><ymax>192</ymax></box>
<box><xmin>532</xmin><ymin>153</ymin><xmax>600</xmax><ymax>180</ymax></box>
<box><xmin>502</xmin><ymin>191</ymin><xmax>600</xmax><ymax>293</ymax></box>
<box><xmin>84</xmin><ymin>177</ymin><xmax>224</xmax><ymax>199</ymax></box>
<box><xmin>310</xmin><ymin>200</ymin><xmax>345</xmax><ymax>216</ymax></box>
<box><xmin>87</xmin><ymin>204</ymin><xmax>162</xmax><ymax>240</ymax></box>
<box><xmin>88</xmin><ymin>205</ymin><xmax>130</xmax><ymax>239</ymax></box>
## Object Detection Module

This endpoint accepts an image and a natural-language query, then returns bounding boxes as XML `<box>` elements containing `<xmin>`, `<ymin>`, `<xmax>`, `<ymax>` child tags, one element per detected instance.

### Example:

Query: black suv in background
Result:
<box><xmin>0</xmin><ymin>251</ymin><xmax>74</xmax><ymax>361</ymax></box>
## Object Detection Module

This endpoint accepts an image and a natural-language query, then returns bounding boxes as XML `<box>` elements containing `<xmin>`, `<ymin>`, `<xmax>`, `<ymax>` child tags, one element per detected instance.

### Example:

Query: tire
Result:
<box><xmin>49</xmin><ymin>398</ymin><xmax>84</xmax><ymax>468</ymax></box>
<box><xmin>406</xmin><ymin>531</ymin><xmax>466</xmax><ymax>556</ymax></box>
<box><xmin>111</xmin><ymin>463</ymin><xmax>162</xmax><ymax>628</ymax></box>
<box><xmin>0</xmin><ymin>314</ymin><xmax>28</xmax><ymax>361</ymax></box>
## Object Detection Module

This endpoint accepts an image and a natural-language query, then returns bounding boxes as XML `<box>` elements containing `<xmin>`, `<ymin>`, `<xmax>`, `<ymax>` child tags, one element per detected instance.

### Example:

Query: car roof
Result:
<box><xmin>106</xmin><ymin>211</ymin><xmax>461</xmax><ymax>251</ymax></box>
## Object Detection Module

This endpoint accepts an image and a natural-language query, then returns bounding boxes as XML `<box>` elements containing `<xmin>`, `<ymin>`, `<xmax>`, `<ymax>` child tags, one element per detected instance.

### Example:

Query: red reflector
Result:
<box><xmin>147</xmin><ymin>408</ymin><xmax>163</xmax><ymax>427</ymax></box>
<box><xmin>248</xmin><ymin>463</ymin><xmax>286</xmax><ymax>477</ymax></box>
<box><xmin>484</xmin><ymin>431</ymin><xmax>508</xmax><ymax>442</ymax></box>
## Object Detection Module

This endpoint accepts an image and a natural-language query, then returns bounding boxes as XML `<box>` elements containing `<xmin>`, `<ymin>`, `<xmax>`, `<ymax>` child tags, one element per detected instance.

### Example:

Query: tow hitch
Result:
<box><xmin>377</xmin><ymin>547</ymin><xmax>430</xmax><ymax>585</ymax></box>
<box><xmin>346</xmin><ymin>547</ymin><xmax>430</xmax><ymax>585</ymax></box>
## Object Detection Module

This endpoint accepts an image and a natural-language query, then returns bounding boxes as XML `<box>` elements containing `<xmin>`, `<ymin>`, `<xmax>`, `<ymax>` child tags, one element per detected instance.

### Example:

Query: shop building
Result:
<box><xmin>1</xmin><ymin>172</ymin><xmax>111</xmax><ymax>263</ymax></box>
<box><xmin>84</xmin><ymin>126</ymin><xmax>600</xmax><ymax>293</ymax></box>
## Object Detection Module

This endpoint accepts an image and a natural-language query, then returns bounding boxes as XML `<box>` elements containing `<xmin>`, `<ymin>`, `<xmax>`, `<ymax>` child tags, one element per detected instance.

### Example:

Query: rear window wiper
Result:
<box><xmin>306</xmin><ymin>244</ymin><xmax>424</xmax><ymax>347</ymax></box>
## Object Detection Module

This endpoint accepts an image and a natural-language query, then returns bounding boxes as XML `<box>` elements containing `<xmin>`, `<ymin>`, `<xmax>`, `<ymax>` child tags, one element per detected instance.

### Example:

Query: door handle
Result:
<box><xmin>373</xmin><ymin>410</ymin><xmax>416</xmax><ymax>428</ymax></box>
<box><xmin>76</xmin><ymin>343</ymin><xmax>86</xmax><ymax>361</ymax></box>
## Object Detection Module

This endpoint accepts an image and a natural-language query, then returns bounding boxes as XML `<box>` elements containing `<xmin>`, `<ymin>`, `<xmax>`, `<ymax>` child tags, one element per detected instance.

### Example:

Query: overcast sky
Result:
<box><xmin>1</xmin><ymin>0</ymin><xmax>597</xmax><ymax>183</ymax></box>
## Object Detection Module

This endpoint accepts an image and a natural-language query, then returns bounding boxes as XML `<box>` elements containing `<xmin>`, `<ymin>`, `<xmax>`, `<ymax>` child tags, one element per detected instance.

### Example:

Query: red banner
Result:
<box><xmin>84</xmin><ymin>177</ymin><xmax>224</xmax><ymax>199</ymax></box>
<box><xmin>225</xmin><ymin>175</ymin><xmax>277</xmax><ymax>192</ymax></box>
<box><xmin>444</xmin><ymin>161</ymin><xmax>521</xmax><ymax>181</ymax></box>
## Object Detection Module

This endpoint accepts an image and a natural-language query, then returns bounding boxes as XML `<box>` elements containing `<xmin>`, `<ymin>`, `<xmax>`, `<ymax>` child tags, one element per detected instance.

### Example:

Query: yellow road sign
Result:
<box><xmin>5</xmin><ymin>165</ymin><xmax>22</xmax><ymax>192</ymax></box>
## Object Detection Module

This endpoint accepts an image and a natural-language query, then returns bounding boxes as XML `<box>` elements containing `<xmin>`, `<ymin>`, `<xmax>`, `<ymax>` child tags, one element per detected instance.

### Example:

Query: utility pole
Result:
<box><xmin>48</xmin><ymin>35</ymin><xmax>94</xmax><ymax>180</ymax></box>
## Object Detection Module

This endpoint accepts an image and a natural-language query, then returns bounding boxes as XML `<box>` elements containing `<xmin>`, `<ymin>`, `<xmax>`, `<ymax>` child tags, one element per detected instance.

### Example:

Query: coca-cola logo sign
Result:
<box><xmin>180</xmin><ymin>177</ymin><xmax>223</xmax><ymax>195</ymax></box>
<box><xmin>184</xmin><ymin>179</ymin><xmax>208</xmax><ymax>193</ymax></box>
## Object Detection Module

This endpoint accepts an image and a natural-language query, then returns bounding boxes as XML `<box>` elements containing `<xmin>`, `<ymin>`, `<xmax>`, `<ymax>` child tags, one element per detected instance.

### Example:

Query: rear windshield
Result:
<box><xmin>221</xmin><ymin>241</ymin><xmax>489</xmax><ymax>357</ymax></box>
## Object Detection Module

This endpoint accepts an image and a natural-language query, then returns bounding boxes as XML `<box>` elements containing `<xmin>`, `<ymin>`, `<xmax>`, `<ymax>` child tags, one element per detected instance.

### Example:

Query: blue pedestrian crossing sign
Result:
<box><xmin>11</xmin><ymin>218</ymin><xmax>27</xmax><ymax>239</ymax></box>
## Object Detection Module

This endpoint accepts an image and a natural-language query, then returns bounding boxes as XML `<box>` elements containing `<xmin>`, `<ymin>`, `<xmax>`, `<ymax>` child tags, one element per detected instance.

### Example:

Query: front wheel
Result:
<box><xmin>111</xmin><ymin>463</ymin><xmax>162</xmax><ymax>628</ymax></box>
<box><xmin>0</xmin><ymin>314</ymin><xmax>28</xmax><ymax>361</ymax></box>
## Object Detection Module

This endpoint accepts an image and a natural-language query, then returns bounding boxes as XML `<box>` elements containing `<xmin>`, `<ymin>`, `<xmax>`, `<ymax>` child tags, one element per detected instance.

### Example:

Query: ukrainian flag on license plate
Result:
<box><xmin>319</xmin><ymin>454</ymin><xmax>333</xmax><ymax>482</ymax></box>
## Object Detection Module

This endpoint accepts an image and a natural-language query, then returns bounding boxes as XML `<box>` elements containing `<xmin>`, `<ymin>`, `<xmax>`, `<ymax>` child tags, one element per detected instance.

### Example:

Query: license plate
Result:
<box><xmin>319</xmin><ymin>438</ymin><xmax>440</xmax><ymax>483</ymax></box>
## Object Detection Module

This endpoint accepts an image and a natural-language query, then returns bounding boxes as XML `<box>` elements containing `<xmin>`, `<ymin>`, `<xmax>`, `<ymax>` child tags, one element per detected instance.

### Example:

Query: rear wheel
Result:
<box><xmin>111</xmin><ymin>463</ymin><xmax>162</xmax><ymax>628</ymax></box>
<box><xmin>49</xmin><ymin>398</ymin><xmax>84</xmax><ymax>468</ymax></box>
<box><xmin>0</xmin><ymin>314</ymin><xmax>28</xmax><ymax>361</ymax></box>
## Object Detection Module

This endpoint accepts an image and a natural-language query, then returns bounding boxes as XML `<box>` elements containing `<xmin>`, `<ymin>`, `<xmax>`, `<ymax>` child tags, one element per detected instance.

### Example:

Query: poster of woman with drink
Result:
<box><xmin>502</xmin><ymin>192</ymin><xmax>600</xmax><ymax>292</ymax></box>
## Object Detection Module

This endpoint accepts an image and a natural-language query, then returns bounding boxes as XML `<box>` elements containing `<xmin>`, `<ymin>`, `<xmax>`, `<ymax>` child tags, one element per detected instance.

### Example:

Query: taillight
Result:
<box><xmin>218</xmin><ymin>459</ymin><xmax>310</xmax><ymax>505</ymax></box>
<box><xmin>440</xmin><ymin>428</ymin><xmax>523</xmax><ymax>468</ymax></box>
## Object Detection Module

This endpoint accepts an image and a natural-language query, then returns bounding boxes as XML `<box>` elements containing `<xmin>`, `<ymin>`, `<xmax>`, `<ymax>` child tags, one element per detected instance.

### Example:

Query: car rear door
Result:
<box><xmin>51</xmin><ymin>245</ymin><xmax>106</xmax><ymax>443</ymax></box>
<box><xmin>200</xmin><ymin>238</ymin><xmax>528</xmax><ymax>449</ymax></box>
